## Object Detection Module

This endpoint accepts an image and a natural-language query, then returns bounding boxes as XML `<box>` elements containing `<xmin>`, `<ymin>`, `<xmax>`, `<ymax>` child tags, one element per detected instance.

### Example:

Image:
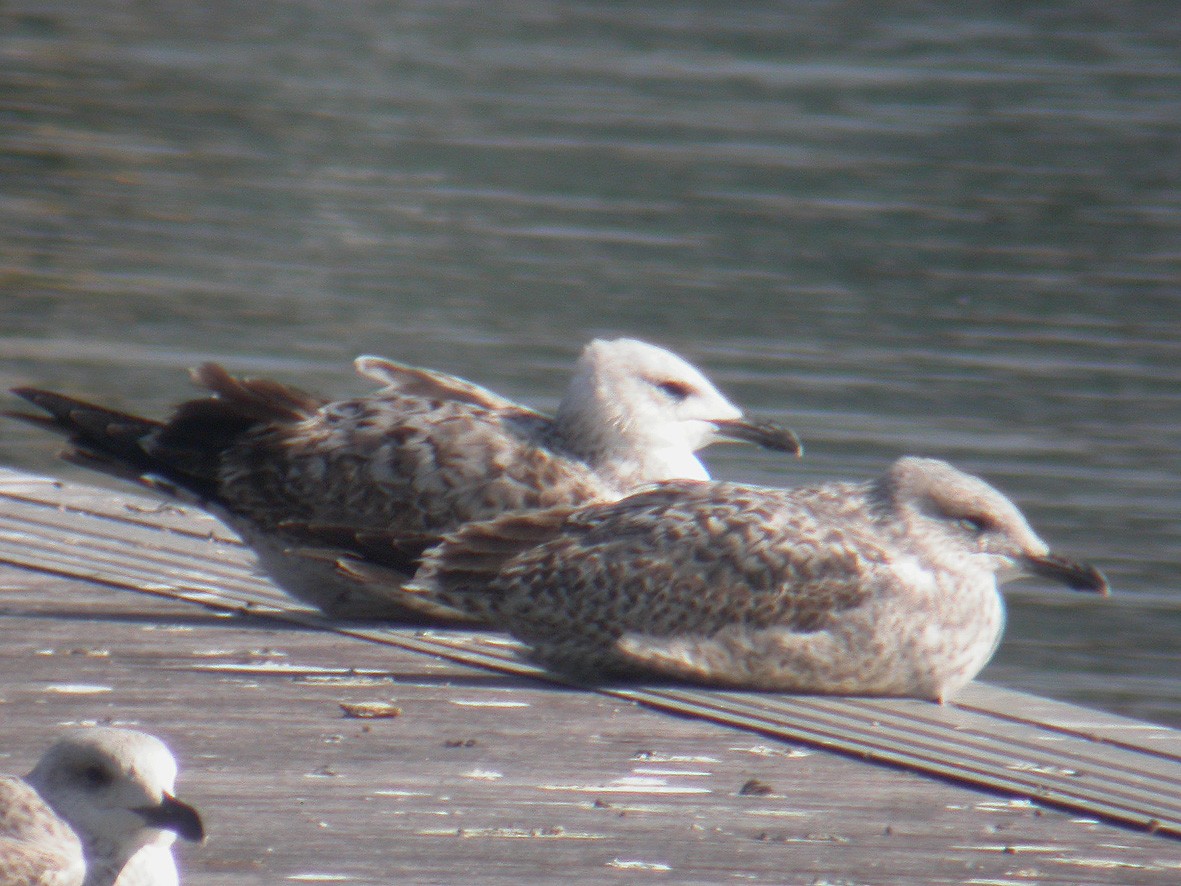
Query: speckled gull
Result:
<box><xmin>9</xmin><ymin>338</ymin><xmax>800</xmax><ymax>620</ymax></box>
<box><xmin>330</xmin><ymin>457</ymin><xmax>1106</xmax><ymax>701</ymax></box>
<box><xmin>0</xmin><ymin>728</ymin><xmax>203</xmax><ymax>886</ymax></box>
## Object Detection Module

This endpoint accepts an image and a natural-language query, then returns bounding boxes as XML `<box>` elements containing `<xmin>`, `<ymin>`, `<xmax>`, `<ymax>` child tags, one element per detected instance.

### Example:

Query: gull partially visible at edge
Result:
<box><xmin>0</xmin><ymin>727</ymin><xmax>203</xmax><ymax>886</ymax></box>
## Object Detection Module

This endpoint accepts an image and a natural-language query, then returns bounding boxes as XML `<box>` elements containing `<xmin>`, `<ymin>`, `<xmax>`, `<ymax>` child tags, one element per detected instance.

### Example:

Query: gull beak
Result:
<box><xmin>711</xmin><ymin>417</ymin><xmax>802</xmax><ymax>456</ymax></box>
<box><xmin>135</xmin><ymin>792</ymin><xmax>206</xmax><ymax>843</ymax></box>
<box><xmin>1024</xmin><ymin>553</ymin><xmax>1109</xmax><ymax>596</ymax></box>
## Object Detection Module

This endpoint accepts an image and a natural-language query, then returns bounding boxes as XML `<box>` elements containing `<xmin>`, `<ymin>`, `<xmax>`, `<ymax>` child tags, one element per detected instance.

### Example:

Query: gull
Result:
<box><xmin>0</xmin><ymin>727</ymin><xmax>204</xmax><ymax>886</ymax></box>
<box><xmin>331</xmin><ymin>457</ymin><xmax>1107</xmax><ymax>701</ymax></box>
<box><xmin>9</xmin><ymin>338</ymin><xmax>800</xmax><ymax>620</ymax></box>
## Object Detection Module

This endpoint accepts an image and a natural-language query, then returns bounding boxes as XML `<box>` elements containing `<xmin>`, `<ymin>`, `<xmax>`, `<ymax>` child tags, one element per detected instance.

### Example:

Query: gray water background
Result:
<box><xmin>1</xmin><ymin>2</ymin><xmax>1178</xmax><ymax>725</ymax></box>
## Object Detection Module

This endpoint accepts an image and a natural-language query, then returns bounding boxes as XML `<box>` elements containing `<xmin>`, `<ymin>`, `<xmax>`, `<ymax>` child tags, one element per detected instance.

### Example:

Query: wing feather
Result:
<box><xmin>353</xmin><ymin>355</ymin><xmax>527</xmax><ymax>411</ymax></box>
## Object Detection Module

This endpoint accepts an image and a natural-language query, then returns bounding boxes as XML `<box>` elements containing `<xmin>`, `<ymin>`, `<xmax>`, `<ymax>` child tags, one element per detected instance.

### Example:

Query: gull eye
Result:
<box><xmin>955</xmin><ymin>516</ymin><xmax>992</xmax><ymax>534</ymax></box>
<box><xmin>79</xmin><ymin>764</ymin><xmax>112</xmax><ymax>789</ymax></box>
<box><xmin>654</xmin><ymin>379</ymin><xmax>694</xmax><ymax>401</ymax></box>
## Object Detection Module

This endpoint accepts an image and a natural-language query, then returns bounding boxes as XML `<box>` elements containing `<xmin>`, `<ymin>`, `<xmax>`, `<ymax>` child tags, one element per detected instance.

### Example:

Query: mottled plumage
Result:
<box><xmin>9</xmin><ymin>339</ymin><xmax>799</xmax><ymax>619</ymax></box>
<box><xmin>0</xmin><ymin>774</ymin><xmax>84</xmax><ymax>886</ymax></box>
<box><xmin>336</xmin><ymin>457</ymin><xmax>1107</xmax><ymax>701</ymax></box>
<box><xmin>0</xmin><ymin>729</ymin><xmax>203</xmax><ymax>886</ymax></box>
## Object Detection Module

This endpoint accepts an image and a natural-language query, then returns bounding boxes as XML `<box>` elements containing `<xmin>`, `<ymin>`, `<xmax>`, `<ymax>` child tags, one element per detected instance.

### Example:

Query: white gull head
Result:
<box><xmin>555</xmin><ymin>338</ymin><xmax>799</xmax><ymax>488</ymax></box>
<box><xmin>25</xmin><ymin>728</ymin><xmax>204</xmax><ymax>886</ymax></box>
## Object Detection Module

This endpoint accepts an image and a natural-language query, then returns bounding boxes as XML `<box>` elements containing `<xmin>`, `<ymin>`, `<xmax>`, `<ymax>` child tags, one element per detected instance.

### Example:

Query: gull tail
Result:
<box><xmin>7</xmin><ymin>364</ymin><xmax>325</xmax><ymax>503</ymax></box>
<box><xmin>7</xmin><ymin>387</ymin><xmax>181</xmax><ymax>484</ymax></box>
<box><xmin>409</xmin><ymin>507</ymin><xmax>576</xmax><ymax>596</ymax></box>
<box><xmin>282</xmin><ymin>509</ymin><xmax>574</xmax><ymax>624</ymax></box>
<box><xmin>282</xmin><ymin>520</ymin><xmax>484</xmax><ymax>623</ymax></box>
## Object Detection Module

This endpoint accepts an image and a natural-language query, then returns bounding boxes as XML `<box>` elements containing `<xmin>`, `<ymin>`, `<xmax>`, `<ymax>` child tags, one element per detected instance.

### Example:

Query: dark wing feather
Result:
<box><xmin>279</xmin><ymin>521</ymin><xmax>440</xmax><ymax>576</ymax></box>
<box><xmin>7</xmin><ymin>387</ymin><xmax>170</xmax><ymax>485</ymax></box>
<box><xmin>9</xmin><ymin>365</ymin><xmax>325</xmax><ymax>502</ymax></box>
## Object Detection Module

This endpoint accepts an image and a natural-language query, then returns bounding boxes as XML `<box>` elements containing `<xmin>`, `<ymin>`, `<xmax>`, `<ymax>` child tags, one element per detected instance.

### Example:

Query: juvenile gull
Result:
<box><xmin>0</xmin><ymin>728</ymin><xmax>204</xmax><ymax>886</ymax></box>
<box><xmin>9</xmin><ymin>338</ymin><xmax>800</xmax><ymax>620</ymax></box>
<box><xmin>333</xmin><ymin>457</ymin><xmax>1105</xmax><ymax>701</ymax></box>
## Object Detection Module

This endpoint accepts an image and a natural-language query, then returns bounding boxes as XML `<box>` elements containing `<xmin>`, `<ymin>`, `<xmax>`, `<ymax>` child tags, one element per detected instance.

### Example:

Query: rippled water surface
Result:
<box><xmin>1</xmin><ymin>2</ymin><xmax>1178</xmax><ymax>724</ymax></box>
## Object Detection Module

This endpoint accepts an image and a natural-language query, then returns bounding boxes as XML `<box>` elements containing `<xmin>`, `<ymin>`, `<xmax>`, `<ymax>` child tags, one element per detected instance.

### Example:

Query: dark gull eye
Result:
<box><xmin>654</xmin><ymin>380</ymin><xmax>694</xmax><ymax>401</ymax></box>
<box><xmin>955</xmin><ymin>516</ymin><xmax>991</xmax><ymax>534</ymax></box>
<box><xmin>80</xmin><ymin>764</ymin><xmax>113</xmax><ymax>789</ymax></box>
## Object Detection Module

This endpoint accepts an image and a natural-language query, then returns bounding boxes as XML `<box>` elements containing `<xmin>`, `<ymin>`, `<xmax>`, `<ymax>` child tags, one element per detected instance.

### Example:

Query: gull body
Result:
<box><xmin>9</xmin><ymin>339</ymin><xmax>799</xmax><ymax>620</ymax></box>
<box><xmin>0</xmin><ymin>728</ymin><xmax>203</xmax><ymax>886</ymax></box>
<box><xmin>386</xmin><ymin>457</ymin><xmax>1106</xmax><ymax>701</ymax></box>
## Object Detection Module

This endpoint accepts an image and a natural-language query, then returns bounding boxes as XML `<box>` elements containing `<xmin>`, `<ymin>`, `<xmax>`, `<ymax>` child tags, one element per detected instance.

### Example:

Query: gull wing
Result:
<box><xmin>354</xmin><ymin>355</ymin><xmax>530</xmax><ymax>412</ymax></box>
<box><xmin>0</xmin><ymin>775</ymin><xmax>85</xmax><ymax>886</ymax></box>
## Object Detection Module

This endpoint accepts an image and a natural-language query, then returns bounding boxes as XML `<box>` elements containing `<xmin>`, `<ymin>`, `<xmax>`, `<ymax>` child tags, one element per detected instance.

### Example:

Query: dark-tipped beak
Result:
<box><xmin>1025</xmin><ymin>554</ymin><xmax>1109</xmax><ymax>596</ymax></box>
<box><xmin>136</xmin><ymin>792</ymin><xmax>205</xmax><ymax>843</ymax></box>
<box><xmin>711</xmin><ymin>417</ymin><xmax>803</xmax><ymax>456</ymax></box>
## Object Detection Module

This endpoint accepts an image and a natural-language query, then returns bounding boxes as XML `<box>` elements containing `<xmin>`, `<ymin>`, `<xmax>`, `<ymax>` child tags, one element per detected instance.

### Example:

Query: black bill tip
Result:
<box><xmin>1026</xmin><ymin>554</ymin><xmax>1109</xmax><ymax>596</ymax></box>
<box><xmin>712</xmin><ymin>417</ymin><xmax>803</xmax><ymax>457</ymax></box>
<box><xmin>136</xmin><ymin>792</ymin><xmax>205</xmax><ymax>843</ymax></box>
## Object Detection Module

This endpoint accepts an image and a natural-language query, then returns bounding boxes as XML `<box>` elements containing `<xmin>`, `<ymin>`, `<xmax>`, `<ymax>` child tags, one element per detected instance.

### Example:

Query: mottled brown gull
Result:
<box><xmin>0</xmin><ymin>728</ymin><xmax>204</xmax><ymax>886</ymax></box>
<box><xmin>330</xmin><ymin>457</ymin><xmax>1106</xmax><ymax>701</ymax></box>
<box><xmin>9</xmin><ymin>338</ymin><xmax>800</xmax><ymax>620</ymax></box>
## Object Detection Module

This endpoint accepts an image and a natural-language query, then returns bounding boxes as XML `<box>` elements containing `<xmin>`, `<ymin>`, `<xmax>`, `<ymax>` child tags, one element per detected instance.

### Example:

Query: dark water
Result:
<box><xmin>1</xmin><ymin>2</ymin><xmax>1178</xmax><ymax>724</ymax></box>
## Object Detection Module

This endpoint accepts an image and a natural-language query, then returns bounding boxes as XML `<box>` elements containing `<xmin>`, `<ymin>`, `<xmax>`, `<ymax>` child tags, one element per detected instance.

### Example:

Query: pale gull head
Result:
<box><xmin>877</xmin><ymin>457</ymin><xmax>1107</xmax><ymax>593</ymax></box>
<box><xmin>24</xmin><ymin>728</ymin><xmax>204</xmax><ymax>886</ymax></box>
<box><xmin>555</xmin><ymin>338</ymin><xmax>800</xmax><ymax>486</ymax></box>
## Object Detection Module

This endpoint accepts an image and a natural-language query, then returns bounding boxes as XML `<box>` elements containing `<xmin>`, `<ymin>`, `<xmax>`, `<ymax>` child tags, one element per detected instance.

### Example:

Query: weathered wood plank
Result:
<box><xmin>4</xmin><ymin>569</ymin><xmax>1181</xmax><ymax>884</ymax></box>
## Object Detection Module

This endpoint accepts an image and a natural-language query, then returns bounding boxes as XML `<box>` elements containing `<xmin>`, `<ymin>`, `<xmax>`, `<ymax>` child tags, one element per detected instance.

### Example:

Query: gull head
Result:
<box><xmin>878</xmin><ymin>457</ymin><xmax>1108</xmax><ymax>595</ymax></box>
<box><xmin>26</xmin><ymin>728</ymin><xmax>205</xmax><ymax>868</ymax></box>
<box><xmin>557</xmin><ymin>338</ymin><xmax>800</xmax><ymax>483</ymax></box>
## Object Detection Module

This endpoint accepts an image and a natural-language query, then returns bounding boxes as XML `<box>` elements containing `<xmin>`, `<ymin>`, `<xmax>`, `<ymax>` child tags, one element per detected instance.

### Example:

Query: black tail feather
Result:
<box><xmin>8</xmin><ymin>386</ymin><xmax>220</xmax><ymax>496</ymax></box>
<box><xmin>8</xmin><ymin>388</ymin><xmax>166</xmax><ymax>476</ymax></box>
<box><xmin>10</xmin><ymin>366</ymin><xmax>326</xmax><ymax>503</ymax></box>
<box><xmin>150</xmin><ymin>363</ymin><xmax>325</xmax><ymax>456</ymax></box>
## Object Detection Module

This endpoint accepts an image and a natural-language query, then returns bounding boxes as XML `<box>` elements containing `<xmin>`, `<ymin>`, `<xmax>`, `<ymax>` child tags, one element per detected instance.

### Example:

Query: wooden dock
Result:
<box><xmin>1</xmin><ymin>466</ymin><xmax>1179</xmax><ymax>884</ymax></box>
